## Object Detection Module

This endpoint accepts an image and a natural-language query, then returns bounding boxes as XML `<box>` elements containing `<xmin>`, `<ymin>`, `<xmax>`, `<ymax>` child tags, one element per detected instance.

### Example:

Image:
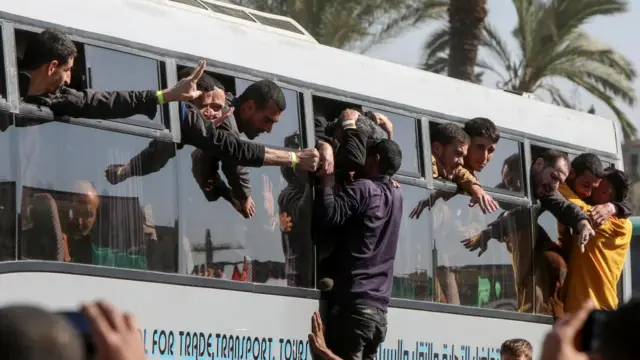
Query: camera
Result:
<box><xmin>59</xmin><ymin>311</ymin><xmax>96</xmax><ymax>360</ymax></box>
<box><xmin>580</xmin><ymin>309</ymin><xmax>611</xmax><ymax>353</ymax></box>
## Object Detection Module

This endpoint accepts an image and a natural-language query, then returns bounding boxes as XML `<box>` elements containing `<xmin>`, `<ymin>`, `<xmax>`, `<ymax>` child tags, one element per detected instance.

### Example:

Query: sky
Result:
<box><xmin>366</xmin><ymin>0</ymin><xmax>640</xmax><ymax>133</ymax></box>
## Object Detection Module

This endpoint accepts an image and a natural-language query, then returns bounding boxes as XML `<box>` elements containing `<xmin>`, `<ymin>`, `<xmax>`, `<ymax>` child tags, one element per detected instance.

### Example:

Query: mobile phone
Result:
<box><xmin>580</xmin><ymin>309</ymin><xmax>610</xmax><ymax>353</ymax></box>
<box><xmin>59</xmin><ymin>311</ymin><xmax>96</xmax><ymax>359</ymax></box>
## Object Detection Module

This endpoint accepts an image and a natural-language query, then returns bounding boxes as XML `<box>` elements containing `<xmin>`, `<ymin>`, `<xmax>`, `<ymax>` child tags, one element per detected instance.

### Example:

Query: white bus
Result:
<box><xmin>0</xmin><ymin>0</ymin><xmax>629</xmax><ymax>359</ymax></box>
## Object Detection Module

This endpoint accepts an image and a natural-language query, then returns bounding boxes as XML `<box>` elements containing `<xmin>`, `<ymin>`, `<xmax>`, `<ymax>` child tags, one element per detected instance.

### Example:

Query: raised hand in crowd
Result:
<box><xmin>161</xmin><ymin>60</ymin><xmax>207</xmax><ymax>103</ymax></box>
<box><xmin>540</xmin><ymin>300</ymin><xmax>594</xmax><ymax>360</ymax></box>
<box><xmin>317</xmin><ymin>141</ymin><xmax>335</xmax><ymax>177</ymax></box>
<box><xmin>81</xmin><ymin>300</ymin><xmax>146</xmax><ymax>360</ymax></box>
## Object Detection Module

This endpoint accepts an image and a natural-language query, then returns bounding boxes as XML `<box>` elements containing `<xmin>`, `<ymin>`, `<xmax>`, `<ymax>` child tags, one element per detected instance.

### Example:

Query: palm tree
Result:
<box><xmin>422</xmin><ymin>0</ymin><xmax>637</xmax><ymax>140</ymax></box>
<box><xmin>228</xmin><ymin>0</ymin><xmax>448</xmax><ymax>52</ymax></box>
<box><xmin>446</xmin><ymin>0</ymin><xmax>487</xmax><ymax>81</ymax></box>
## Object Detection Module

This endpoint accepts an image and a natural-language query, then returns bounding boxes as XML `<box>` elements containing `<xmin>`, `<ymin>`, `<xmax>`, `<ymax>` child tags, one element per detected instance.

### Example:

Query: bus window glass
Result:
<box><xmin>475</xmin><ymin>138</ymin><xmax>524</xmax><ymax>195</ymax></box>
<box><xmin>0</xmin><ymin>112</ymin><xmax>16</xmax><ymax>261</ymax></box>
<box><xmin>83</xmin><ymin>45</ymin><xmax>164</xmax><ymax>125</ymax></box>
<box><xmin>235</xmin><ymin>78</ymin><xmax>302</xmax><ymax>149</ymax></box>
<box><xmin>17</xmin><ymin>117</ymin><xmax>178</xmax><ymax>272</ymax></box>
<box><xmin>177</xmin><ymin>143</ymin><xmax>313</xmax><ymax>288</ymax></box>
<box><xmin>362</xmin><ymin>107</ymin><xmax>420</xmax><ymax>176</ymax></box>
<box><xmin>430</xmin><ymin>191</ymin><xmax>533</xmax><ymax>312</ymax></box>
<box><xmin>396</xmin><ymin>186</ymin><xmax>434</xmax><ymax>301</ymax></box>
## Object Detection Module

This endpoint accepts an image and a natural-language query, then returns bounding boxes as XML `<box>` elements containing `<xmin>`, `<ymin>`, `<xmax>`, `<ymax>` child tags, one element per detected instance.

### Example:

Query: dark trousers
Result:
<box><xmin>325</xmin><ymin>305</ymin><xmax>387</xmax><ymax>360</ymax></box>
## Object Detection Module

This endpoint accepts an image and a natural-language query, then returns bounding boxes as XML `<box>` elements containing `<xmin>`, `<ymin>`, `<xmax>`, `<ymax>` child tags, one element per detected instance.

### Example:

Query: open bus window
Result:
<box><xmin>16</xmin><ymin>114</ymin><xmax>178</xmax><ymax>272</ymax></box>
<box><xmin>429</xmin><ymin>120</ymin><xmax>525</xmax><ymax>196</ymax></box>
<box><xmin>235</xmin><ymin>78</ymin><xmax>303</xmax><ymax>149</ymax></box>
<box><xmin>361</xmin><ymin>106</ymin><xmax>421</xmax><ymax>177</ymax></box>
<box><xmin>14</xmin><ymin>28</ymin><xmax>168</xmax><ymax>129</ymax></box>
<box><xmin>430</xmin><ymin>190</ymin><xmax>532</xmax><ymax>312</ymax></box>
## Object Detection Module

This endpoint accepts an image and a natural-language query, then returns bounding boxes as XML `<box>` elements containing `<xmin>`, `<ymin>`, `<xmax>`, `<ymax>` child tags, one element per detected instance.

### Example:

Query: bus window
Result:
<box><xmin>475</xmin><ymin>138</ymin><xmax>525</xmax><ymax>196</ymax></box>
<box><xmin>14</xmin><ymin>29</ymin><xmax>167</xmax><ymax>129</ymax></box>
<box><xmin>0</xmin><ymin>111</ymin><xmax>15</xmax><ymax>261</ymax></box>
<box><xmin>396</xmin><ymin>186</ymin><xmax>434</xmax><ymax>301</ymax></box>
<box><xmin>83</xmin><ymin>44</ymin><xmax>165</xmax><ymax>126</ymax></box>
<box><xmin>430</xmin><ymin>191</ymin><xmax>533</xmax><ymax>312</ymax></box>
<box><xmin>235</xmin><ymin>78</ymin><xmax>303</xmax><ymax>149</ymax></box>
<box><xmin>178</xmin><ymin>138</ymin><xmax>313</xmax><ymax>288</ymax></box>
<box><xmin>17</xmin><ymin>115</ymin><xmax>178</xmax><ymax>272</ymax></box>
<box><xmin>362</xmin><ymin>106</ymin><xmax>421</xmax><ymax>177</ymax></box>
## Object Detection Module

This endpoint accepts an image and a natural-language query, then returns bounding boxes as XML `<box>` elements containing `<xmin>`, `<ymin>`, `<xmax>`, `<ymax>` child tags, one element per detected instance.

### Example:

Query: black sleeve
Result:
<box><xmin>612</xmin><ymin>199</ymin><xmax>633</xmax><ymax>219</ymax></box>
<box><xmin>123</xmin><ymin>139</ymin><xmax>176</xmax><ymax>177</ymax></box>
<box><xmin>539</xmin><ymin>191</ymin><xmax>589</xmax><ymax>231</ymax></box>
<box><xmin>47</xmin><ymin>87</ymin><xmax>158</xmax><ymax>120</ymax></box>
<box><xmin>178</xmin><ymin>102</ymin><xmax>266</xmax><ymax>168</ymax></box>
<box><xmin>315</xmin><ymin>116</ymin><xmax>334</xmax><ymax>145</ymax></box>
<box><xmin>335</xmin><ymin>123</ymin><xmax>367</xmax><ymax>173</ymax></box>
<box><xmin>222</xmin><ymin>163</ymin><xmax>251</xmax><ymax>201</ymax></box>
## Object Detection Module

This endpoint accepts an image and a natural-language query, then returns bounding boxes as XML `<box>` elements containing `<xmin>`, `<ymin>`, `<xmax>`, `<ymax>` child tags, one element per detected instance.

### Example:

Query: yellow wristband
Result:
<box><xmin>290</xmin><ymin>152</ymin><xmax>297</xmax><ymax>168</ymax></box>
<box><xmin>156</xmin><ymin>90</ymin><xmax>165</xmax><ymax>105</ymax></box>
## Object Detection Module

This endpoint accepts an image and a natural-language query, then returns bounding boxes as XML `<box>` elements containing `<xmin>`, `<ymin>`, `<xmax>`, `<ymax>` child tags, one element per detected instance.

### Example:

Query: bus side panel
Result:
<box><xmin>0</xmin><ymin>272</ymin><xmax>549</xmax><ymax>359</ymax></box>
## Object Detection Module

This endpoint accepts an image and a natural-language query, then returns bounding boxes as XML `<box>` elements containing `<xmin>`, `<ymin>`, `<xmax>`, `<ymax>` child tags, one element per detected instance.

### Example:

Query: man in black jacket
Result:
<box><xmin>18</xmin><ymin>28</ymin><xmax>319</xmax><ymax>173</ymax></box>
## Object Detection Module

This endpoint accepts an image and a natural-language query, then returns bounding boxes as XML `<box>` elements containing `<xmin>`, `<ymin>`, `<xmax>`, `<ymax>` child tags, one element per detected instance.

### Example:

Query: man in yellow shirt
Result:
<box><xmin>559</xmin><ymin>167</ymin><xmax>632</xmax><ymax>313</ymax></box>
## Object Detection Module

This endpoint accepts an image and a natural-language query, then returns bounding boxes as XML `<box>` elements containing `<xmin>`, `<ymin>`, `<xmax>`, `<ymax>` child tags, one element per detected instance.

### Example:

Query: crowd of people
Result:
<box><xmin>2</xmin><ymin>27</ymin><xmax>637</xmax><ymax>360</ymax></box>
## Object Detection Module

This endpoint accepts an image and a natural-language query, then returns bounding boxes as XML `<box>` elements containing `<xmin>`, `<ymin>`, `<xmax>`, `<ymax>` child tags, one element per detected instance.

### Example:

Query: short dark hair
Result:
<box><xmin>367</xmin><ymin>139</ymin><xmax>402</xmax><ymax>176</ymax></box>
<box><xmin>500</xmin><ymin>338</ymin><xmax>532</xmax><ymax>360</ymax></box>
<box><xmin>22</xmin><ymin>29</ymin><xmax>78</xmax><ymax>71</ymax></box>
<box><xmin>537</xmin><ymin>149</ymin><xmax>569</xmax><ymax>169</ymax></box>
<box><xmin>599</xmin><ymin>298</ymin><xmax>640</xmax><ymax>360</ymax></box>
<box><xmin>431</xmin><ymin>123</ymin><xmax>470</xmax><ymax>146</ymax></box>
<box><xmin>503</xmin><ymin>153</ymin><xmax>521</xmax><ymax>172</ymax></box>
<box><xmin>0</xmin><ymin>305</ymin><xmax>84</xmax><ymax>360</ymax></box>
<box><xmin>604</xmin><ymin>166</ymin><xmax>630</xmax><ymax>202</ymax></box>
<box><xmin>238</xmin><ymin>79</ymin><xmax>286</xmax><ymax>111</ymax></box>
<box><xmin>571</xmin><ymin>153</ymin><xmax>605</xmax><ymax>177</ymax></box>
<box><xmin>464</xmin><ymin>117</ymin><xmax>500</xmax><ymax>143</ymax></box>
<box><xmin>178</xmin><ymin>68</ymin><xmax>225</xmax><ymax>93</ymax></box>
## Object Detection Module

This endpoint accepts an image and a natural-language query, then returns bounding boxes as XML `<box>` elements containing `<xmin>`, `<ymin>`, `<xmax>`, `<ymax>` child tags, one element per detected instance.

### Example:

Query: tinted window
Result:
<box><xmin>0</xmin><ymin>111</ymin><xmax>16</xmax><ymax>260</ymax></box>
<box><xmin>0</xmin><ymin>29</ymin><xmax>5</xmax><ymax>99</ymax></box>
<box><xmin>431</xmin><ymin>192</ymin><xmax>533</xmax><ymax>312</ymax></box>
<box><xmin>395</xmin><ymin>186</ymin><xmax>434</xmax><ymax>301</ymax></box>
<box><xmin>362</xmin><ymin>107</ymin><xmax>420</xmax><ymax>176</ymax></box>
<box><xmin>177</xmin><ymin>143</ymin><xmax>313</xmax><ymax>288</ymax></box>
<box><xmin>83</xmin><ymin>45</ymin><xmax>163</xmax><ymax>125</ymax></box>
<box><xmin>235</xmin><ymin>78</ymin><xmax>302</xmax><ymax>148</ymax></box>
<box><xmin>475</xmin><ymin>138</ymin><xmax>524</xmax><ymax>195</ymax></box>
<box><xmin>17</xmin><ymin>117</ymin><xmax>178</xmax><ymax>272</ymax></box>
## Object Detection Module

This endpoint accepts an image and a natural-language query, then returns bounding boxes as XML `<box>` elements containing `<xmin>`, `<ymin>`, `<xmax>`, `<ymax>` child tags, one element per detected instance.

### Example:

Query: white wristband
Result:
<box><xmin>342</xmin><ymin>120</ymin><xmax>356</xmax><ymax>128</ymax></box>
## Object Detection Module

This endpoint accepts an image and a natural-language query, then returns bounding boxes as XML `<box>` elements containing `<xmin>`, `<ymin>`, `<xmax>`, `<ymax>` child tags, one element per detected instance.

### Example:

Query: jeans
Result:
<box><xmin>325</xmin><ymin>305</ymin><xmax>387</xmax><ymax>360</ymax></box>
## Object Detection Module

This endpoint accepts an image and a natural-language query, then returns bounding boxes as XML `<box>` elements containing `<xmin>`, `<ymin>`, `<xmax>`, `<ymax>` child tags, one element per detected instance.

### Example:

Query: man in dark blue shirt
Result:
<box><xmin>318</xmin><ymin>109</ymin><xmax>403</xmax><ymax>360</ymax></box>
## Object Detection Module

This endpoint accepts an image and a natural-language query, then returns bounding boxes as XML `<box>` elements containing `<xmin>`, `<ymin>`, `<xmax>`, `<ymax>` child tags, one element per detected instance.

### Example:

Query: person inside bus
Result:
<box><xmin>105</xmin><ymin>71</ymin><xmax>288</xmax><ymax>219</ymax></box>
<box><xmin>316</xmin><ymin>111</ymin><xmax>403</xmax><ymax>360</ymax></box>
<box><xmin>460</xmin><ymin>150</ymin><xmax>595</xmax><ymax>317</ymax></box>
<box><xmin>408</xmin><ymin>121</ymin><xmax>499</xmax><ymax>219</ymax></box>
<box><xmin>19</xmin><ymin>28</ymin><xmax>320</xmax><ymax>175</ymax></box>
<box><xmin>559</xmin><ymin>166</ymin><xmax>632</xmax><ymax>314</ymax></box>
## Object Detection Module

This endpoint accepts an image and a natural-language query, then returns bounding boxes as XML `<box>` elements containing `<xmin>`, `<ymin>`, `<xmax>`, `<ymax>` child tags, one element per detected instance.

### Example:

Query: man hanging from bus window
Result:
<box><xmin>106</xmin><ymin>72</ymin><xmax>293</xmax><ymax>220</ymax></box>
<box><xmin>19</xmin><ymin>28</ymin><xmax>320</xmax><ymax>174</ymax></box>
<box><xmin>317</xmin><ymin>110</ymin><xmax>403</xmax><ymax>360</ymax></box>
<box><xmin>559</xmin><ymin>166</ymin><xmax>632</xmax><ymax>314</ymax></box>
<box><xmin>408</xmin><ymin>121</ymin><xmax>499</xmax><ymax>219</ymax></box>
<box><xmin>460</xmin><ymin>150</ymin><xmax>595</xmax><ymax>317</ymax></box>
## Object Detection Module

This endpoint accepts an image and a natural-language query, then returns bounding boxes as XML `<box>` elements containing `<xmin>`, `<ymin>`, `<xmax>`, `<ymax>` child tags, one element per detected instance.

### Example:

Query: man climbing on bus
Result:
<box><xmin>19</xmin><ymin>28</ymin><xmax>320</xmax><ymax>174</ymax></box>
<box><xmin>559</xmin><ymin>166</ymin><xmax>632</xmax><ymax>314</ymax></box>
<box><xmin>316</xmin><ymin>109</ymin><xmax>403</xmax><ymax>360</ymax></box>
